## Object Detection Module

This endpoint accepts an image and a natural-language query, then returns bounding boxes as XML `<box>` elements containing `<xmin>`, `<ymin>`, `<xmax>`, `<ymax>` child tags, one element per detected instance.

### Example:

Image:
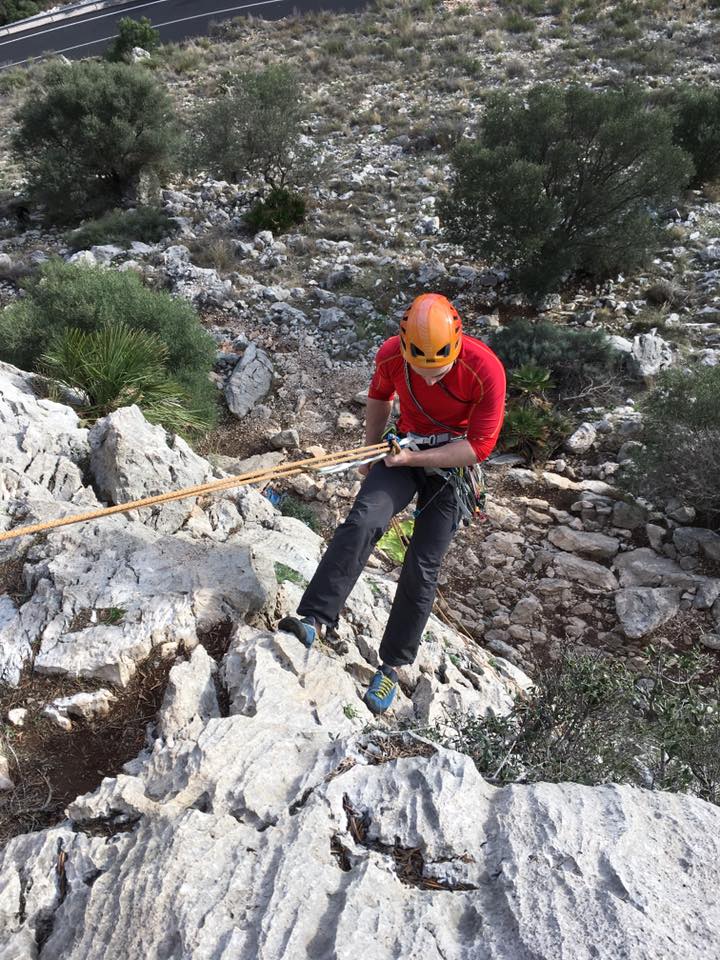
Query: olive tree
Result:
<box><xmin>440</xmin><ymin>83</ymin><xmax>694</xmax><ymax>298</ymax></box>
<box><xmin>12</xmin><ymin>60</ymin><xmax>179</xmax><ymax>223</ymax></box>
<box><xmin>191</xmin><ymin>64</ymin><xmax>305</xmax><ymax>189</ymax></box>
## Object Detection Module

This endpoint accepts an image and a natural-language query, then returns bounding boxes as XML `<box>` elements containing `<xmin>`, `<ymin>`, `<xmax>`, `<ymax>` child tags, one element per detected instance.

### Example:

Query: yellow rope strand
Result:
<box><xmin>0</xmin><ymin>441</ymin><xmax>390</xmax><ymax>543</ymax></box>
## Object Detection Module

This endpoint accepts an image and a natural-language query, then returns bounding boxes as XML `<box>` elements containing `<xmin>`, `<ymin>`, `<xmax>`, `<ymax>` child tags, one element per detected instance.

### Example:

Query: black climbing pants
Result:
<box><xmin>297</xmin><ymin>460</ymin><xmax>461</xmax><ymax>667</ymax></box>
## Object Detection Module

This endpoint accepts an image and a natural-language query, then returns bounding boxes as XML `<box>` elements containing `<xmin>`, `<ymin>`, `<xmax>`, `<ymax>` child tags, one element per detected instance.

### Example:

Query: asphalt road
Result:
<box><xmin>0</xmin><ymin>0</ymin><xmax>365</xmax><ymax>69</ymax></box>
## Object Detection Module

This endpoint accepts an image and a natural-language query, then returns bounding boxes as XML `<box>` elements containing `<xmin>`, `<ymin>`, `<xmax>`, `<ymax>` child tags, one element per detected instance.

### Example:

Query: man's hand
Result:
<box><xmin>356</xmin><ymin>462</ymin><xmax>372</xmax><ymax>478</ymax></box>
<box><xmin>384</xmin><ymin>448</ymin><xmax>415</xmax><ymax>468</ymax></box>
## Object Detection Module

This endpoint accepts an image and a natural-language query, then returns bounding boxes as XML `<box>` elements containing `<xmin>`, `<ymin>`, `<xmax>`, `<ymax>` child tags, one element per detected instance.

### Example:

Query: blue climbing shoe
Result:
<box><xmin>363</xmin><ymin>665</ymin><xmax>398</xmax><ymax>714</ymax></box>
<box><xmin>278</xmin><ymin>615</ymin><xmax>317</xmax><ymax>648</ymax></box>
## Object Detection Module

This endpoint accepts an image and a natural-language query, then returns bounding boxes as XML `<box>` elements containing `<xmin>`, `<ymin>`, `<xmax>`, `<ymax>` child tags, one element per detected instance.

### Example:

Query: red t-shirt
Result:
<box><xmin>367</xmin><ymin>335</ymin><xmax>506</xmax><ymax>462</ymax></box>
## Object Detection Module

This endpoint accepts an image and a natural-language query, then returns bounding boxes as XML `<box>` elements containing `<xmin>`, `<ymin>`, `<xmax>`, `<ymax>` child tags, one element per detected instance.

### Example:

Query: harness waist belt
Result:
<box><xmin>404</xmin><ymin>431</ymin><xmax>466</xmax><ymax>447</ymax></box>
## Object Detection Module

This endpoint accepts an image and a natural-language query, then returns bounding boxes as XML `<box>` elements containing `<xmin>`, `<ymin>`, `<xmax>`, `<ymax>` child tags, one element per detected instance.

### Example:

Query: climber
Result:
<box><xmin>279</xmin><ymin>292</ymin><xmax>506</xmax><ymax>714</ymax></box>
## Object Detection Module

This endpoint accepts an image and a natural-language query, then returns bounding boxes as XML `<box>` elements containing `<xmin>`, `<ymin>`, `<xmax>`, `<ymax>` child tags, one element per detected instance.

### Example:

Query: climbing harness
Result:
<box><xmin>0</xmin><ymin>440</ymin><xmax>403</xmax><ymax>543</ymax></box>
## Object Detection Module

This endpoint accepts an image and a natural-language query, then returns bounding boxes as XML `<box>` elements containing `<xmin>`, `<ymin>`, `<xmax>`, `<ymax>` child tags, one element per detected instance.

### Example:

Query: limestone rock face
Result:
<box><xmin>162</xmin><ymin>243</ymin><xmax>233</xmax><ymax>306</ymax></box>
<box><xmin>88</xmin><ymin>405</ymin><xmax>214</xmax><ymax>534</ymax></box>
<box><xmin>158</xmin><ymin>644</ymin><xmax>219</xmax><ymax>737</ymax></box>
<box><xmin>565</xmin><ymin>421</ymin><xmax>597</xmax><ymax>453</ymax></box>
<box><xmin>1</xmin><ymin>637</ymin><xmax>718</xmax><ymax>960</ymax></box>
<box><xmin>26</xmin><ymin>523</ymin><xmax>274</xmax><ymax>686</ymax></box>
<box><xmin>548</xmin><ymin>526</ymin><xmax>620</xmax><ymax>561</ymax></box>
<box><xmin>613</xmin><ymin>547</ymin><xmax>698</xmax><ymax>589</ymax></box>
<box><xmin>552</xmin><ymin>552</ymin><xmax>619</xmax><ymax>592</ymax></box>
<box><xmin>629</xmin><ymin>330</ymin><xmax>673</xmax><ymax>380</ymax></box>
<box><xmin>673</xmin><ymin>526</ymin><xmax>720</xmax><ymax>563</ymax></box>
<box><xmin>0</xmin><ymin>361</ymin><xmax>97</xmax><ymax>517</ymax></box>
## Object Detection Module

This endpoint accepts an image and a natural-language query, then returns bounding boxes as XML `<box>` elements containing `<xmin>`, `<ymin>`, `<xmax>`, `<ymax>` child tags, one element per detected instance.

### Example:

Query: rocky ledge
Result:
<box><xmin>1</xmin><ymin>361</ymin><xmax>719</xmax><ymax>959</ymax></box>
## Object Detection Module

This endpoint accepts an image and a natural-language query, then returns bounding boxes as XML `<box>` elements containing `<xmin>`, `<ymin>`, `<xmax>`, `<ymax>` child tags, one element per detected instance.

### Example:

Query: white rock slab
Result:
<box><xmin>88</xmin><ymin>405</ymin><xmax>214</xmax><ymax>534</ymax></box>
<box><xmin>552</xmin><ymin>553</ymin><xmax>619</xmax><ymax>592</ymax></box>
<box><xmin>548</xmin><ymin>526</ymin><xmax>620</xmax><ymax>561</ymax></box>
<box><xmin>615</xmin><ymin>587</ymin><xmax>681</xmax><ymax>639</ymax></box>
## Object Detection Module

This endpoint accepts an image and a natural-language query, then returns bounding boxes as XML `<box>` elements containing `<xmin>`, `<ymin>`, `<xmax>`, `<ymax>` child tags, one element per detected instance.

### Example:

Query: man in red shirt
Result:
<box><xmin>279</xmin><ymin>293</ymin><xmax>506</xmax><ymax>714</ymax></box>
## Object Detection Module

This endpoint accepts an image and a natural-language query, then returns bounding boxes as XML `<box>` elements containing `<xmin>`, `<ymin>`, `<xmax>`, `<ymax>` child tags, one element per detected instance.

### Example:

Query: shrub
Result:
<box><xmin>187</xmin><ymin>235</ymin><xmax>238</xmax><ymax>272</ymax></box>
<box><xmin>621</xmin><ymin>365</ymin><xmax>720</xmax><ymax>519</ymax></box>
<box><xmin>244</xmin><ymin>188</ymin><xmax>306</xmax><ymax>234</ymax></box>
<box><xmin>0</xmin><ymin>260</ymin><xmax>217</xmax><ymax>427</ymax></box>
<box><xmin>0</xmin><ymin>67</ymin><xmax>29</xmax><ymax>95</ymax></box>
<box><xmin>488</xmin><ymin>318</ymin><xmax>618</xmax><ymax>395</ymax></box>
<box><xmin>499</xmin><ymin>404</ymin><xmax>566</xmax><ymax>461</ymax></box>
<box><xmin>105</xmin><ymin>16</ymin><xmax>160</xmax><ymax>62</ymax></box>
<box><xmin>652</xmin><ymin>84</ymin><xmax>720</xmax><ymax>188</ymax></box>
<box><xmin>11</xmin><ymin>61</ymin><xmax>179</xmax><ymax>224</ymax></box>
<box><xmin>426</xmin><ymin>646</ymin><xmax>720</xmax><ymax>805</ymax></box>
<box><xmin>502</xmin><ymin>11</ymin><xmax>535</xmax><ymax>31</ymax></box>
<box><xmin>190</xmin><ymin>64</ymin><xmax>305</xmax><ymax>189</ymax></box>
<box><xmin>279</xmin><ymin>494</ymin><xmax>319</xmax><ymax>532</ymax></box>
<box><xmin>440</xmin><ymin>84</ymin><xmax>694</xmax><ymax>298</ymax></box>
<box><xmin>65</xmin><ymin>207</ymin><xmax>178</xmax><ymax>251</ymax></box>
<box><xmin>403</xmin><ymin>117</ymin><xmax>465</xmax><ymax>154</ymax></box>
<box><xmin>0</xmin><ymin>0</ymin><xmax>41</xmax><ymax>26</ymax></box>
<box><xmin>41</xmin><ymin>324</ymin><xmax>209</xmax><ymax>433</ymax></box>
<box><xmin>508</xmin><ymin>363</ymin><xmax>555</xmax><ymax>407</ymax></box>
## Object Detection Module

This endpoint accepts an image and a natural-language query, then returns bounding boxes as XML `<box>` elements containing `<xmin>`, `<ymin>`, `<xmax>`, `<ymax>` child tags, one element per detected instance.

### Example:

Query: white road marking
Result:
<box><xmin>0</xmin><ymin>0</ymin><xmax>177</xmax><ymax>48</ymax></box>
<box><xmin>0</xmin><ymin>0</ymin><xmax>291</xmax><ymax>67</ymax></box>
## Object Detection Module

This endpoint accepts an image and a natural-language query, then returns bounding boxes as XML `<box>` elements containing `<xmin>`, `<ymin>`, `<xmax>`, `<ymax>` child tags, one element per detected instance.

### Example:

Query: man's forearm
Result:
<box><xmin>399</xmin><ymin>439</ymin><xmax>478</xmax><ymax>468</ymax></box>
<box><xmin>364</xmin><ymin>398</ymin><xmax>393</xmax><ymax>445</ymax></box>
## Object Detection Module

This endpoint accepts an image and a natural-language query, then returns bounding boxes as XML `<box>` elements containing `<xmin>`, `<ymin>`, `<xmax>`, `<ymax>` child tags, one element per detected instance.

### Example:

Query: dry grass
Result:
<box><xmin>0</xmin><ymin>654</ymin><xmax>175</xmax><ymax>846</ymax></box>
<box><xmin>338</xmin><ymin>792</ymin><xmax>477</xmax><ymax>890</ymax></box>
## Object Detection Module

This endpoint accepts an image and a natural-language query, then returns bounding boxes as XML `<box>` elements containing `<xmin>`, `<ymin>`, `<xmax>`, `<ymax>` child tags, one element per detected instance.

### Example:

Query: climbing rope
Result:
<box><xmin>0</xmin><ymin>440</ymin><xmax>401</xmax><ymax>543</ymax></box>
<box><xmin>1</xmin><ymin>433</ymin><xmax>466</xmax><ymax>635</ymax></box>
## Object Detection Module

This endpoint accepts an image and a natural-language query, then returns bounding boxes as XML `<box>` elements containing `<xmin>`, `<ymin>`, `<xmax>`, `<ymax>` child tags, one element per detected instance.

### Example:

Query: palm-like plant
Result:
<box><xmin>40</xmin><ymin>323</ymin><xmax>209</xmax><ymax>434</ymax></box>
<box><xmin>509</xmin><ymin>363</ymin><xmax>555</xmax><ymax>409</ymax></box>
<box><xmin>500</xmin><ymin>405</ymin><xmax>567</xmax><ymax>462</ymax></box>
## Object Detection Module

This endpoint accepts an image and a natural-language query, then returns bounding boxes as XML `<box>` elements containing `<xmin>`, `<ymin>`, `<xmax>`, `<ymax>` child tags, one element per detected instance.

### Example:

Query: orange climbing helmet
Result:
<box><xmin>399</xmin><ymin>293</ymin><xmax>463</xmax><ymax>368</ymax></box>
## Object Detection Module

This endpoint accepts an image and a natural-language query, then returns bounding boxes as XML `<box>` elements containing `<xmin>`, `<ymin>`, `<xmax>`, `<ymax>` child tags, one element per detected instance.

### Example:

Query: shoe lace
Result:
<box><xmin>374</xmin><ymin>675</ymin><xmax>395</xmax><ymax>698</ymax></box>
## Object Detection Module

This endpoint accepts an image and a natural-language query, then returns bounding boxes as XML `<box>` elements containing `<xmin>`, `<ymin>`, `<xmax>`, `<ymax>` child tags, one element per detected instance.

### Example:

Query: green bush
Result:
<box><xmin>0</xmin><ymin>0</ymin><xmax>42</xmax><ymax>26</ymax></box>
<box><xmin>65</xmin><ymin>207</ymin><xmax>178</xmax><ymax>251</ymax></box>
<box><xmin>488</xmin><ymin>318</ymin><xmax>618</xmax><ymax>395</ymax></box>
<box><xmin>440</xmin><ymin>83</ymin><xmax>694</xmax><ymax>298</ymax></box>
<box><xmin>426</xmin><ymin>646</ymin><xmax>720</xmax><ymax>805</ymax></box>
<box><xmin>41</xmin><ymin>324</ymin><xmax>209</xmax><ymax>433</ymax></box>
<box><xmin>653</xmin><ymin>84</ymin><xmax>720</xmax><ymax>187</ymax></box>
<box><xmin>244</xmin><ymin>188</ymin><xmax>306</xmax><ymax>234</ymax></box>
<box><xmin>279</xmin><ymin>494</ymin><xmax>319</xmax><ymax>532</ymax></box>
<box><xmin>508</xmin><ymin>363</ymin><xmax>555</xmax><ymax>406</ymax></box>
<box><xmin>190</xmin><ymin>64</ymin><xmax>305</xmax><ymax>189</ymax></box>
<box><xmin>0</xmin><ymin>67</ymin><xmax>29</xmax><ymax>95</ymax></box>
<box><xmin>502</xmin><ymin>10</ymin><xmax>535</xmax><ymax>31</ymax></box>
<box><xmin>621</xmin><ymin>365</ymin><xmax>720</xmax><ymax>519</ymax></box>
<box><xmin>105</xmin><ymin>16</ymin><xmax>160</xmax><ymax>62</ymax></box>
<box><xmin>0</xmin><ymin>260</ymin><xmax>217</xmax><ymax>427</ymax></box>
<box><xmin>11</xmin><ymin>61</ymin><xmax>179</xmax><ymax>224</ymax></box>
<box><xmin>499</xmin><ymin>403</ymin><xmax>566</xmax><ymax>461</ymax></box>
<box><xmin>378</xmin><ymin>519</ymin><xmax>414</xmax><ymax>564</ymax></box>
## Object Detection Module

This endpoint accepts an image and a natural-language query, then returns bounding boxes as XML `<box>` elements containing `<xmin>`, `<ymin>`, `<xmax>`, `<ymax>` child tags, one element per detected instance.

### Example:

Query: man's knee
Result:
<box><xmin>344</xmin><ymin>491</ymin><xmax>395</xmax><ymax>532</ymax></box>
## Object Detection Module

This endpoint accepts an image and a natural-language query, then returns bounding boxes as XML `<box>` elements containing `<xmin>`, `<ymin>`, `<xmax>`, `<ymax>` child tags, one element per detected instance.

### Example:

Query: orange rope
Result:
<box><xmin>0</xmin><ymin>441</ymin><xmax>390</xmax><ymax>543</ymax></box>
